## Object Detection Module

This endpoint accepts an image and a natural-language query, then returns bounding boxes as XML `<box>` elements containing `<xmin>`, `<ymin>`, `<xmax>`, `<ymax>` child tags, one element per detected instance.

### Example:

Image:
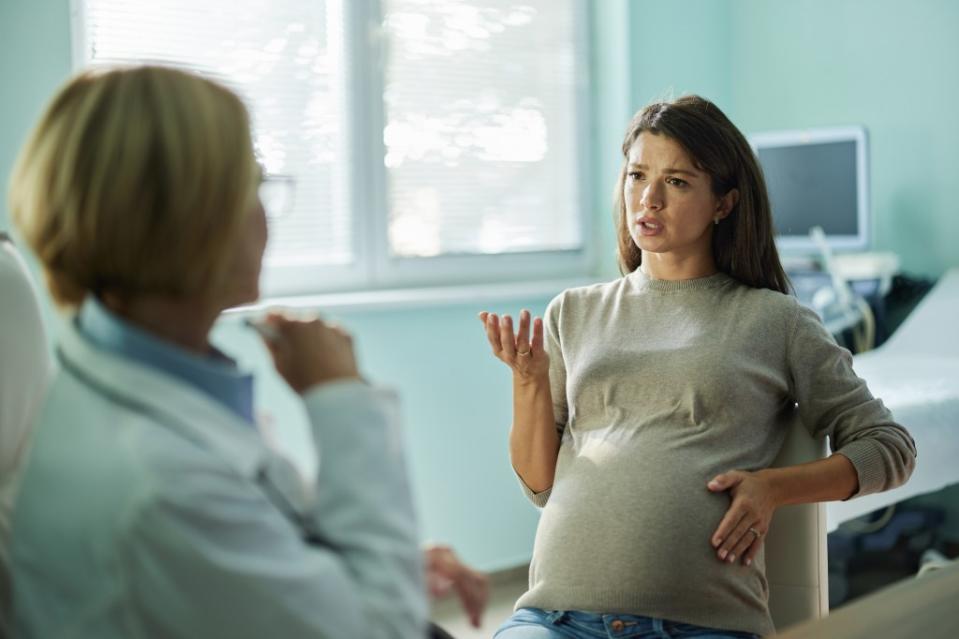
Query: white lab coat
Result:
<box><xmin>10</xmin><ymin>318</ymin><xmax>427</xmax><ymax>638</ymax></box>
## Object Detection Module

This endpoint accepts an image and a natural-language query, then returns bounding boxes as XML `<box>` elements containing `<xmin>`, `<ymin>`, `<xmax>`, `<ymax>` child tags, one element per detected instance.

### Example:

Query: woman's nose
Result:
<box><xmin>640</xmin><ymin>184</ymin><xmax>662</xmax><ymax>210</ymax></box>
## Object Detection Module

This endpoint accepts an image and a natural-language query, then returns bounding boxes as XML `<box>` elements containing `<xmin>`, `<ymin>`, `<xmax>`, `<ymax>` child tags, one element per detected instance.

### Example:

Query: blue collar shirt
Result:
<box><xmin>76</xmin><ymin>296</ymin><xmax>255</xmax><ymax>426</ymax></box>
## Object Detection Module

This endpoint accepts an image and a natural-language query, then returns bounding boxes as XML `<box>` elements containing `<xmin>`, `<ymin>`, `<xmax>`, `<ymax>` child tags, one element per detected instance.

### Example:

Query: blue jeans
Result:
<box><xmin>494</xmin><ymin>608</ymin><xmax>760</xmax><ymax>639</ymax></box>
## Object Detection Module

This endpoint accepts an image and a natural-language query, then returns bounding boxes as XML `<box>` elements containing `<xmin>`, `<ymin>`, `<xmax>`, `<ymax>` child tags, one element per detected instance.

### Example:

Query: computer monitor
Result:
<box><xmin>750</xmin><ymin>126</ymin><xmax>869</xmax><ymax>253</ymax></box>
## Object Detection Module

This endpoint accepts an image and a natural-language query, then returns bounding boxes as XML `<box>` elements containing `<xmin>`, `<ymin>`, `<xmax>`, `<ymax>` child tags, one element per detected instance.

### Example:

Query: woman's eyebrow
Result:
<box><xmin>629</xmin><ymin>163</ymin><xmax>700</xmax><ymax>177</ymax></box>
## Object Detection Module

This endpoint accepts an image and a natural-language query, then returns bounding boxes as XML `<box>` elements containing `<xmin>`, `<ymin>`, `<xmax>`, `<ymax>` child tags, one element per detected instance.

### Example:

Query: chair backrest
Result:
<box><xmin>764</xmin><ymin>417</ymin><xmax>829</xmax><ymax>632</ymax></box>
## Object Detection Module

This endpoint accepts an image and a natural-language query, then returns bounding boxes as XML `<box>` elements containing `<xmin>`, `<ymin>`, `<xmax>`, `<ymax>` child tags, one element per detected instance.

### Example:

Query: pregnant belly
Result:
<box><xmin>530</xmin><ymin>456</ymin><xmax>735</xmax><ymax>594</ymax></box>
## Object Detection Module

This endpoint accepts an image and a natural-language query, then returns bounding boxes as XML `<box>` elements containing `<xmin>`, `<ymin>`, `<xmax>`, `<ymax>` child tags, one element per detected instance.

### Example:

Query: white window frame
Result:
<box><xmin>70</xmin><ymin>0</ymin><xmax>595</xmax><ymax>299</ymax></box>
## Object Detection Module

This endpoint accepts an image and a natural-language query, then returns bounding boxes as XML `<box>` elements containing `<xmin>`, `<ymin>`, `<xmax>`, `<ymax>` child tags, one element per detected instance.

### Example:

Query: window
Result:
<box><xmin>74</xmin><ymin>0</ymin><xmax>591</xmax><ymax>296</ymax></box>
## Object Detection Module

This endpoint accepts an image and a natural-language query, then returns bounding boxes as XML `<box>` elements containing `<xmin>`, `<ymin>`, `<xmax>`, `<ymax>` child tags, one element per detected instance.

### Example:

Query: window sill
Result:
<box><xmin>223</xmin><ymin>277</ymin><xmax>598</xmax><ymax>317</ymax></box>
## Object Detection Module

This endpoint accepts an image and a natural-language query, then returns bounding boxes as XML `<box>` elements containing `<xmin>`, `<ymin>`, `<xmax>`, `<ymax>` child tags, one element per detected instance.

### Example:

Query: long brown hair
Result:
<box><xmin>614</xmin><ymin>95</ymin><xmax>790</xmax><ymax>294</ymax></box>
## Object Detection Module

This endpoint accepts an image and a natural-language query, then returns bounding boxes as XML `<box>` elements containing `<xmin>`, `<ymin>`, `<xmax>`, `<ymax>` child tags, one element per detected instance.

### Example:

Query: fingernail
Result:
<box><xmin>728</xmin><ymin>554</ymin><xmax>736</xmax><ymax>563</ymax></box>
<box><xmin>718</xmin><ymin>549</ymin><xmax>727</xmax><ymax>560</ymax></box>
<box><xmin>746</xmin><ymin>558</ymin><xmax>752</xmax><ymax>566</ymax></box>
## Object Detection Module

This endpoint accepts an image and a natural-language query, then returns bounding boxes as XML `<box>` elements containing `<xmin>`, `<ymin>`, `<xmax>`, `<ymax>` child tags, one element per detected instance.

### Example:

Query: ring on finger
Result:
<box><xmin>516</xmin><ymin>350</ymin><xmax>531</xmax><ymax>357</ymax></box>
<box><xmin>748</xmin><ymin>527</ymin><xmax>762</xmax><ymax>539</ymax></box>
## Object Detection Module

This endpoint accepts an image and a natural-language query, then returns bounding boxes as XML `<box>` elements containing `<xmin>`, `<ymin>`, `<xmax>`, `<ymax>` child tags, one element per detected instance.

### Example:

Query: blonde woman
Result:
<box><xmin>481</xmin><ymin>96</ymin><xmax>916</xmax><ymax>638</ymax></box>
<box><xmin>8</xmin><ymin>66</ymin><xmax>425</xmax><ymax>638</ymax></box>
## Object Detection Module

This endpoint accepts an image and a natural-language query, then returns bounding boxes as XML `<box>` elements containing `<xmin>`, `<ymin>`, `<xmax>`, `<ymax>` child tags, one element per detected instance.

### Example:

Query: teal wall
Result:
<box><xmin>629</xmin><ymin>0</ymin><xmax>733</xmax><ymax>111</ymax></box>
<box><xmin>627</xmin><ymin>0</ymin><xmax>959</xmax><ymax>279</ymax></box>
<box><xmin>0</xmin><ymin>0</ymin><xmax>72</xmax><ymax>338</ymax></box>
<box><xmin>726</xmin><ymin>0</ymin><xmax>959</xmax><ymax>278</ymax></box>
<box><xmin>0</xmin><ymin>1</ymin><xmax>71</xmax><ymax>235</ymax></box>
<box><xmin>2</xmin><ymin>0</ymin><xmax>956</xmax><ymax>572</ymax></box>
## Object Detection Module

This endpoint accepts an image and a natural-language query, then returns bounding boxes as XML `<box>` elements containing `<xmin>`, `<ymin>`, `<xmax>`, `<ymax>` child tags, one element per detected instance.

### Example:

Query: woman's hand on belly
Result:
<box><xmin>706</xmin><ymin>470</ymin><xmax>778</xmax><ymax>567</ymax></box>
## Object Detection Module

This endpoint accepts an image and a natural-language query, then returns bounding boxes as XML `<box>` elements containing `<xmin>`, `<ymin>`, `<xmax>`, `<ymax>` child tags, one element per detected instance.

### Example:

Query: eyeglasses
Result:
<box><xmin>258</xmin><ymin>173</ymin><xmax>296</xmax><ymax>221</ymax></box>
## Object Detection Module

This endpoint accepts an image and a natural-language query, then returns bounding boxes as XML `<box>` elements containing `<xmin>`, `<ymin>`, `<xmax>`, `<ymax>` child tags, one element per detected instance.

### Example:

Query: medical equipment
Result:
<box><xmin>809</xmin><ymin>225</ymin><xmax>876</xmax><ymax>352</ymax></box>
<box><xmin>751</xmin><ymin>126</ymin><xmax>869</xmax><ymax>254</ymax></box>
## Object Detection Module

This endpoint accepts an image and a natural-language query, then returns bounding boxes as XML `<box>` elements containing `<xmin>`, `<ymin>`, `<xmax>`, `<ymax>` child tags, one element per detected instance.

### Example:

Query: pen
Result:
<box><xmin>243</xmin><ymin>317</ymin><xmax>280</xmax><ymax>342</ymax></box>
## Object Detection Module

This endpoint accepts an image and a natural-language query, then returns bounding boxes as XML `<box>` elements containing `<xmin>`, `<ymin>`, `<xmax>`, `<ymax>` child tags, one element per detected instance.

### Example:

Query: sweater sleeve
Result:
<box><xmin>516</xmin><ymin>292</ymin><xmax>568</xmax><ymax>508</ymax></box>
<box><xmin>787</xmin><ymin>302</ymin><xmax>916</xmax><ymax>498</ymax></box>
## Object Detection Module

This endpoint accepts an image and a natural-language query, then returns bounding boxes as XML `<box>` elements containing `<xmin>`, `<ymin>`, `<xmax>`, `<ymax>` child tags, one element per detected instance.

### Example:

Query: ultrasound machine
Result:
<box><xmin>750</xmin><ymin>126</ymin><xmax>898</xmax><ymax>351</ymax></box>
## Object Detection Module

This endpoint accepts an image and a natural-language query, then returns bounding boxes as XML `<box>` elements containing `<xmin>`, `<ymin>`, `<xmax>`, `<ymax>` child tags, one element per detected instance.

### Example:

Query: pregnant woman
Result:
<box><xmin>481</xmin><ymin>95</ymin><xmax>915</xmax><ymax>639</ymax></box>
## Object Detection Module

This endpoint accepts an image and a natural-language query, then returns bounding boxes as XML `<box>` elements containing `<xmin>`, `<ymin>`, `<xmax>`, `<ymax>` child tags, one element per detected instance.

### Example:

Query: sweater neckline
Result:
<box><xmin>628</xmin><ymin>268</ymin><xmax>732</xmax><ymax>292</ymax></box>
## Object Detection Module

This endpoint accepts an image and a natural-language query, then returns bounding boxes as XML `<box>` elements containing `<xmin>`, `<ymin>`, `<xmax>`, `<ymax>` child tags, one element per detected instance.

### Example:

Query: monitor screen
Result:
<box><xmin>751</xmin><ymin>126</ymin><xmax>869</xmax><ymax>253</ymax></box>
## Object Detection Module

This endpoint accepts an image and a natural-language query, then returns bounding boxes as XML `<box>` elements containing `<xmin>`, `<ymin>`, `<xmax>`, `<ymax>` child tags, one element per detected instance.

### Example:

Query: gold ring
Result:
<box><xmin>748</xmin><ymin>527</ymin><xmax>762</xmax><ymax>539</ymax></box>
<box><xmin>517</xmin><ymin>350</ymin><xmax>531</xmax><ymax>357</ymax></box>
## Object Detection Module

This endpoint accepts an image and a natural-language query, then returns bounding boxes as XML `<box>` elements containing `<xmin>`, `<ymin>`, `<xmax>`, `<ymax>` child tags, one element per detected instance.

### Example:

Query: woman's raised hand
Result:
<box><xmin>478</xmin><ymin>309</ymin><xmax>549</xmax><ymax>381</ymax></box>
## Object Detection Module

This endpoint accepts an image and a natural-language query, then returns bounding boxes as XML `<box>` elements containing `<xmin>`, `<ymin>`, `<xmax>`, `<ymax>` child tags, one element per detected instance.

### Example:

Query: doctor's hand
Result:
<box><xmin>478</xmin><ymin>309</ymin><xmax>549</xmax><ymax>382</ymax></box>
<box><xmin>259</xmin><ymin>312</ymin><xmax>360</xmax><ymax>394</ymax></box>
<box><xmin>425</xmin><ymin>545</ymin><xmax>490</xmax><ymax>628</ymax></box>
<box><xmin>707</xmin><ymin>470</ymin><xmax>778</xmax><ymax>567</ymax></box>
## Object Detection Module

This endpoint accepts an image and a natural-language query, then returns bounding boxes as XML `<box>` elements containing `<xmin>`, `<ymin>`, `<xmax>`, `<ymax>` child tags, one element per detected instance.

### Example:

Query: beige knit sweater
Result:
<box><xmin>514</xmin><ymin>269</ymin><xmax>916</xmax><ymax>636</ymax></box>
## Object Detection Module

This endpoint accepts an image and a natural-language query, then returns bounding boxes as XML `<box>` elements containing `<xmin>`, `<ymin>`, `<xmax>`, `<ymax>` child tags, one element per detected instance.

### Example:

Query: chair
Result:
<box><xmin>764</xmin><ymin>416</ymin><xmax>830</xmax><ymax>632</ymax></box>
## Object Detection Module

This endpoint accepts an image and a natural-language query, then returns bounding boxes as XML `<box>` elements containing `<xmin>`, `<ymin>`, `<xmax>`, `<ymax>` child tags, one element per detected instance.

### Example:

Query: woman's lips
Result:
<box><xmin>636</xmin><ymin>216</ymin><xmax>663</xmax><ymax>236</ymax></box>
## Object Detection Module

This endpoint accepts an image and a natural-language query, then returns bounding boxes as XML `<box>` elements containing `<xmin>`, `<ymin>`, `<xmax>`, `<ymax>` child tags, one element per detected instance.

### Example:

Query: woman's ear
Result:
<box><xmin>715</xmin><ymin>188</ymin><xmax>739</xmax><ymax>221</ymax></box>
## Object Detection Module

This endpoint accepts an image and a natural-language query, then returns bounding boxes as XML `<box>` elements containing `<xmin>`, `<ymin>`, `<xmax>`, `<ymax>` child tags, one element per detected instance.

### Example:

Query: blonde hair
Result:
<box><xmin>8</xmin><ymin>65</ymin><xmax>258</xmax><ymax>307</ymax></box>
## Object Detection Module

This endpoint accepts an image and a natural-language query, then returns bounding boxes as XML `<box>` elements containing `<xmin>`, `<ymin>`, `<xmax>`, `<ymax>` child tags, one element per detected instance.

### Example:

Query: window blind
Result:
<box><xmin>79</xmin><ymin>0</ymin><xmax>351</xmax><ymax>268</ymax></box>
<box><xmin>382</xmin><ymin>0</ymin><xmax>583</xmax><ymax>258</ymax></box>
<box><xmin>76</xmin><ymin>0</ymin><xmax>588</xmax><ymax>293</ymax></box>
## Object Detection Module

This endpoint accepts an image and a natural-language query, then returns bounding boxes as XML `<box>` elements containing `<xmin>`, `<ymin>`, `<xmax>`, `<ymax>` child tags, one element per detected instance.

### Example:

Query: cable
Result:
<box><xmin>852</xmin><ymin>296</ymin><xmax>876</xmax><ymax>353</ymax></box>
<box><xmin>808</xmin><ymin>226</ymin><xmax>875</xmax><ymax>353</ymax></box>
<box><xmin>842</xmin><ymin>504</ymin><xmax>896</xmax><ymax>534</ymax></box>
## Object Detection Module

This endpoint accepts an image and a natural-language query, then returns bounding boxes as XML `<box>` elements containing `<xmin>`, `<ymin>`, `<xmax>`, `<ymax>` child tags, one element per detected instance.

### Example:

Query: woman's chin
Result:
<box><xmin>631</xmin><ymin>234</ymin><xmax>663</xmax><ymax>253</ymax></box>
